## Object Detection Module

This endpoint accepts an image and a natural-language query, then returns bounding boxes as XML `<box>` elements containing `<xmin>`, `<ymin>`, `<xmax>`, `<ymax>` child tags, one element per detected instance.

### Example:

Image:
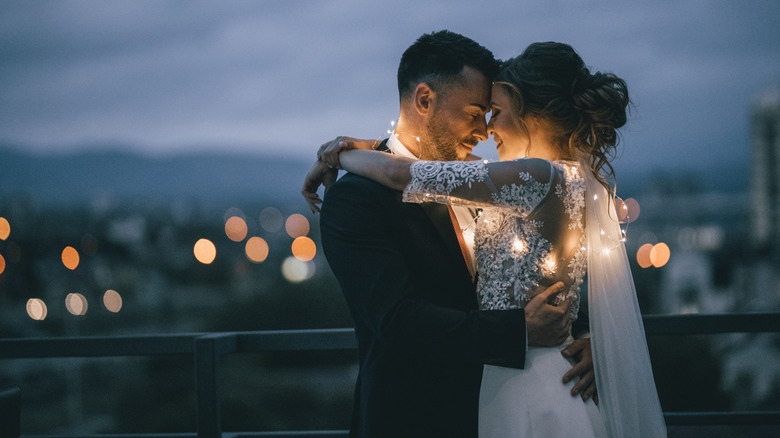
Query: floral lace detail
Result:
<box><xmin>404</xmin><ymin>160</ymin><xmax>488</xmax><ymax>204</ymax></box>
<box><xmin>491</xmin><ymin>171</ymin><xmax>551</xmax><ymax>215</ymax></box>
<box><xmin>403</xmin><ymin>158</ymin><xmax>587</xmax><ymax>323</ymax></box>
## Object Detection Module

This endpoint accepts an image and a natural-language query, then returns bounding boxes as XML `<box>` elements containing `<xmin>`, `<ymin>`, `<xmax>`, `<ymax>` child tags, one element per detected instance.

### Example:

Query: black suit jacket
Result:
<box><xmin>320</xmin><ymin>145</ymin><xmax>528</xmax><ymax>437</ymax></box>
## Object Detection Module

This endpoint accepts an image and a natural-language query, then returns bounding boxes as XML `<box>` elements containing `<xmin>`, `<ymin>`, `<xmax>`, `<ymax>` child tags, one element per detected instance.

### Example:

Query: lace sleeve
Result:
<box><xmin>402</xmin><ymin>158</ymin><xmax>557</xmax><ymax>216</ymax></box>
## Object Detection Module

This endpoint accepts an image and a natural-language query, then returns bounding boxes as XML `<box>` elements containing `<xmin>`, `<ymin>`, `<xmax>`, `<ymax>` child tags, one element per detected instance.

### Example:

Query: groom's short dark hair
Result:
<box><xmin>397</xmin><ymin>30</ymin><xmax>499</xmax><ymax>100</ymax></box>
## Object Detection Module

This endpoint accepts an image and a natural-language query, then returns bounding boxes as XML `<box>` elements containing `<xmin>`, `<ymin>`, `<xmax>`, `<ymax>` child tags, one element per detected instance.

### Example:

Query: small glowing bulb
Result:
<box><xmin>581</xmin><ymin>246</ymin><xmax>587</xmax><ymax>252</ymax></box>
<box><xmin>390</xmin><ymin>120</ymin><xmax>396</xmax><ymax>127</ymax></box>
<box><xmin>483</xmin><ymin>159</ymin><xmax>489</xmax><ymax>164</ymax></box>
<box><xmin>415</xmin><ymin>136</ymin><xmax>420</xmax><ymax>142</ymax></box>
<box><xmin>513</xmin><ymin>239</ymin><xmax>525</xmax><ymax>252</ymax></box>
<box><xmin>593</xmin><ymin>194</ymin><xmax>599</xmax><ymax>200</ymax></box>
<box><xmin>600</xmin><ymin>229</ymin><xmax>605</xmax><ymax>236</ymax></box>
<box><xmin>387</xmin><ymin>129</ymin><xmax>392</xmax><ymax>134</ymax></box>
<box><xmin>603</xmin><ymin>249</ymin><xmax>611</xmax><ymax>255</ymax></box>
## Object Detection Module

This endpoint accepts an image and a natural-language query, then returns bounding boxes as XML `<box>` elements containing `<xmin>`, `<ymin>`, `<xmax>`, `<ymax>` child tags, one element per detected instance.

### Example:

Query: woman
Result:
<box><xmin>307</xmin><ymin>42</ymin><xmax>666</xmax><ymax>437</ymax></box>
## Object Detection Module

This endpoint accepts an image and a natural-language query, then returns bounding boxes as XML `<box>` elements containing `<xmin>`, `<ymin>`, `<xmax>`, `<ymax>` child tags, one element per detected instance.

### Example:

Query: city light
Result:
<box><xmin>0</xmin><ymin>217</ymin><xmax>9</xmax><ymax>240</ymax></box>
<box><xmin>26</xmin><ymin>298</ymin><xmax>47</xmax><ymax>321</ymax></box>
<box><xmin>291</xmin><ymin>236</ymin><xmax>316</xmax><ymax>261</ymax></box>
<box><xmin>636</xmin><ymin>243</ymin><xmax>654</xmax><ymax>268</ymax></box>
<box><xmin>0</xmin><ymin>254</ymin><xmax>5</xmax><ymax>276</ymax></box>
<box><xmin>65</xmin><ymin>293</ymin><xmax>88</xmax><ymax>316</ymax></box>
<box><xmin>259</xmin><ymin>207</ymin><xmax>284</xmax><ymax>232</ymax></box>
<box><xmin>285</xmin><ymin>214</ymin><xmax>310</xmax><ymax>238</ymax></box>
<box><xmin>615</xmin><ymin>197</ymin><xmax>640</xmax><ymax>223</ymax></box>
<box><xmin>245</xmin><ymin>236</ymin><xmax>269</xmax><ymax>263</ymax></box>
<box><xmin>650</xmin><ymin>242</ymin><xmax>671</xmax><ymax>268</ymax></box>
<box><xmin>194</xmin><ymin>239</ymin><xmax>217</xmax><ymax>264</ymax></box>
<box><xmin>62</xmin><ymin>246</ymin><xmax>80</xmax><ymax>270</ymax></box>
<box><xmin>103</xmin><ymin>289</ymin><xmax>123</xmax><ymax>313</ymax></box>
<box><xmin>225</xmin><ymin>216</ymin><xmax>248</xmax><ymax>242</ymax></box>
<box><xmin>281</xmin><ymin>256</ymin><xmax>315</xmax><ymax>283</ymax></box>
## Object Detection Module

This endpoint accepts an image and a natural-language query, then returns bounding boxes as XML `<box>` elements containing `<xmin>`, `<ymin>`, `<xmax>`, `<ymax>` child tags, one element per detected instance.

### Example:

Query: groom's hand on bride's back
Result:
<box><xmin>524</xmin><ymin>282</ymin><xmax>571</xmax><ymax>347</ymax></box>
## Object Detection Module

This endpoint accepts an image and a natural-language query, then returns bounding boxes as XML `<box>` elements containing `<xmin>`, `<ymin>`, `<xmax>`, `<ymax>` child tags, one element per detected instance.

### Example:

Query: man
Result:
<box><xmin>305</xmin><ymin>30</ymin><xmax>594</xmax><ymax>438</ymax></box>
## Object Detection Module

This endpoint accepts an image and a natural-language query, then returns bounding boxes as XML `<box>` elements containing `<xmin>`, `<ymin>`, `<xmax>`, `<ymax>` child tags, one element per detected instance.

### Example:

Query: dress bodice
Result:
<box><xmin>403</xmin><ymin>158</ymin><xmax>586</xmax><ymax>318</ymax></box>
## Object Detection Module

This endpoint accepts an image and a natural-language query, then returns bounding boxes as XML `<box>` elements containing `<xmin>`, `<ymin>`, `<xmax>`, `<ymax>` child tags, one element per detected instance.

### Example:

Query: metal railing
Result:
<box><xmin>1</xmin><ymin>313</ymin><xmax>779</xmax><ymax>438</ymax></box>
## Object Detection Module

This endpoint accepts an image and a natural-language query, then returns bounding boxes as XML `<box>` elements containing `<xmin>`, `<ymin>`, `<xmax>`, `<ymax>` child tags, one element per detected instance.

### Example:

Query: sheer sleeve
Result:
<box><xmin>402</xmin><ymin>158</ymin><xmax>556</xmax><ymax>215</ymax></box>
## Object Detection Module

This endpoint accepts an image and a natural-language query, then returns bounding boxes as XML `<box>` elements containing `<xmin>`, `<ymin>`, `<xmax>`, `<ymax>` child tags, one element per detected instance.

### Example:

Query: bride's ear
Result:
<box><xmin>413</xmin><ymin>83</ymin><xmax>436</xmax><ymax>116</ymax></box>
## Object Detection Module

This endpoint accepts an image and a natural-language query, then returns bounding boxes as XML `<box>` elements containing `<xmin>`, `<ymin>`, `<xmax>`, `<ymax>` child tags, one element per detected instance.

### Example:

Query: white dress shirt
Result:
<box><xmin>386</xmin><ymin>134</ymin><xmax>477</xmax><ymax>276</ymax></box>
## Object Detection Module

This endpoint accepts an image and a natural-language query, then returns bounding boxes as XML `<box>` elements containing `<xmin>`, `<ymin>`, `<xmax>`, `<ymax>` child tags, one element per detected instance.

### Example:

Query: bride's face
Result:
<box><xmin>488</xmin><ymin>85</ymin><xmax>530</xmax><ymax>161</ymax></box>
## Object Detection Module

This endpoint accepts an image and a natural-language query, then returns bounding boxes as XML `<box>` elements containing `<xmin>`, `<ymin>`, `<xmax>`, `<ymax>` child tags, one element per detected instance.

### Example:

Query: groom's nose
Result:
<box><xmin>473</xmin><ymin>120</ymin><xmax>488</xmax><ymax>142</ymax></box>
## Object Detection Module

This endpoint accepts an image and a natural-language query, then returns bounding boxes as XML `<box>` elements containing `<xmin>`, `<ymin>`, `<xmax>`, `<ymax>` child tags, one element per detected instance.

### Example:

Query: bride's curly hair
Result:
<box><xmin>495</xmin><ymin>42</ymin><xmax>629</xmax><ymax>189</ymax></box>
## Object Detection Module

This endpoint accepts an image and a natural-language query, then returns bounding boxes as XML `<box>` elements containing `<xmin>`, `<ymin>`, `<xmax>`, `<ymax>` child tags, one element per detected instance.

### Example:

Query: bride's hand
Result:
<box><xmin>302</xmin><ymin>160</ymin><xmax>337</xmax><ymax>214</ymax></box>
<box><xmin>318</xmin><ymin>136</ymin><xmax>377</xmax><ymax>169</ymax></box>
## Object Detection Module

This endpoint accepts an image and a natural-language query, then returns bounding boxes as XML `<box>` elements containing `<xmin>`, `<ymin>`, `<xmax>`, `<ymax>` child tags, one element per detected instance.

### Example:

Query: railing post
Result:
<box><xmin>195</xmin><ymin>333</ymin><xmax>237</xmax><ymax>438</ymax></box>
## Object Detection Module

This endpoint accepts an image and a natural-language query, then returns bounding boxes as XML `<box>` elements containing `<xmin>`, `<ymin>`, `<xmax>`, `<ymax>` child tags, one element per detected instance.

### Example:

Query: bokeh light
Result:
<box><xmin>225</xmin><ymin>216</ymin><xmax>248</xmax><ymax>242</ymax></box>
<box><xmin>62</xmin><ymin>246</ymin><xmax>80</xmax><ymax>270</ymax></box>
<box><xmin>285</xmin><ymin>214</ymin><xmax>310</xmax><ymax>238</ymax></box>
<box><xmin>26</xmin><ymin>298</ymin><xmax>48</xmax><ymax>321</ymax></box>
<box><xmin>636</xmin><ymin>243</ymin><xmax>654</xmax><ymax>268</ymax></box>
<box><xmin>281</xmin><ymin>256</ymin><xmax>315</xmax><ymax>283</ymax></box>
<box><xmin>194</xmin><ymin>239</ymin><xmax>217</xmax><ymax>264</ymax></box>
<box><xmin>0</xmin><ymin>254</ymin><xmax>5</xmax><ymax>275</ymax></box>
<box><xmin>65</xmin><ymin>293</ymin><xmax>89</xmax><ymax>316</ymax></box>
<box><xmin>0</xmin><ymin>217</ymin><xmax>10</xmax><ymax>240</ymax></box>
<box><xmin>259</xmin><ymin>207</ymin><xmax>284</xmax><ymax>232</ymax></box>
<box><xmin>245</xmin><ymin>236</ymin><xmax>269</xmax><ymax>263</ymax></box>
<box><xmin>615</xmin><ymin>197</ymin><xmax>640</xmax><ymax>223</ymax></box>
<box><xmin>103</xmin><ymin>289</ymin><xmax>123</xmax><ymax>313</ymax></box>
<box><xmin>650</xmin><ymin>242</ymin><xmax>671</xmax><ymax>268</ymax></box>
<box><xmin>291</xmin><ymin>236</ymin><xmax>316</xmax><ymax>261</ymax></box>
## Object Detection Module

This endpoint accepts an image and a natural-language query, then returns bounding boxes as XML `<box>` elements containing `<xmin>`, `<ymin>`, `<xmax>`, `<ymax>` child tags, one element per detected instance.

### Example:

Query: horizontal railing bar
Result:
<box><xmin>234</xmin><ymin>329</ymin><xmax>356</xmax><ymax>352</ymax></box>
<box><xmin>225</xmin><ymin>432</ymin><xmax>349</xmax><ymax>438</ymax></box>
<box><xmin>2</xmin><ymin>313</ymin><xmax>779</xmax><ymax>360</ymax></box>
<box><xmin>0</xmin><ymin>333</ymin><xmax>202</xmax><ymax>358</ymax></box>
<box><xmin>664</xmin><ymin>411</ymin><xmax>780</xmax><ymax>425</ymax></box>
<box><xmin>643</xmin><ymin>313</ymin><xmax>780</xmax><ymax>335</ymax></box>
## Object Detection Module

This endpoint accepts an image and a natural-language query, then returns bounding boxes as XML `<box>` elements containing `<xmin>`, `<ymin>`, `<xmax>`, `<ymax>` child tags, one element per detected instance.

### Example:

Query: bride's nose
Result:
<box><xmin>487</xmin><ymin>116</ymin><xmax>495</xmax><ymax>135</ymax></box>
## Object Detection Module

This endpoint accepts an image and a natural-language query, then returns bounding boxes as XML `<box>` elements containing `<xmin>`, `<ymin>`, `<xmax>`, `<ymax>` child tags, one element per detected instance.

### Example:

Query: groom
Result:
<box><xmin>311</xmin><ymin>30</ymin><xmax>594</xmax><ymax>438</ymax></box>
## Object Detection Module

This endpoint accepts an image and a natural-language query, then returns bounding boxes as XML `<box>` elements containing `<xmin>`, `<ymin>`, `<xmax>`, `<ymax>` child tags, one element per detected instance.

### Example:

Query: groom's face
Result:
<box><xmin>421</xmin><ymin>66</ymin><xmax>491</xmax><ymax>161</ymax></box>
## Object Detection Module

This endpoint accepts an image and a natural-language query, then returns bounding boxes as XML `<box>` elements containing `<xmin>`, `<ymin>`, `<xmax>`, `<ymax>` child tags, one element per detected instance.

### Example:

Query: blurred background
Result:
<box><xmin>1</xmin><ymin>0</ymin><xmax>779</xmax><ymax>435</ymax></box>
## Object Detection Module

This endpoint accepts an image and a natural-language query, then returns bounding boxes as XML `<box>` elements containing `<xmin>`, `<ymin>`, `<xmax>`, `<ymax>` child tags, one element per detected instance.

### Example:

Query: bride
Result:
<box><xmin>307</xmin><ymin>42</ymin><xmax>666</xmax><ymax>437</ymax></box>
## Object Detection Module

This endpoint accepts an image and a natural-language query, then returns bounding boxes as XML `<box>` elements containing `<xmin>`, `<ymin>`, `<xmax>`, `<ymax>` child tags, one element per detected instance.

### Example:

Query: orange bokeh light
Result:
<box><xmin>291</xmin><ymin>236</ymin><xmax>316</xmax><ymax>261</ymax></box>
<box><xmin>225</xmin><ymin>216</ymin><xmax>248</xmax><ymax>242</ymax></box>
<box><xmin>194</xmin><ymin>239</ymin><xmax>217</xmax><ymax>264</ymax></box>
<box><xmin>636</xmin><ymin>243</ymin><xmax>654</xmax><ymax>268</ymax></box>
<box><xmin>0</xmin><ymin>254</ymin><xmax>5</xmax><ymax>275</ymax></box>
<box><xmin>285</xmin><ymin>214</ymin><xmax>310</xmax><ymax>238</ymax></box>
<box><xmin>0</xmin><ymin>217</ymin><xmax>10</xmax><ymax>240</ymax></box>
<box><xmin>650</xmin><ymin>242</ymin><xmax>671</xmax><ymax>268</ymax></box>
<box><xmin>62</xmin><ymin>246</ymin><xmax>80</xmax><ymax>270</ymax></box>
<box><xmin>245</xmin><ymin>236</ymin><xmax>269</xmax><ymax>263</ymax></box>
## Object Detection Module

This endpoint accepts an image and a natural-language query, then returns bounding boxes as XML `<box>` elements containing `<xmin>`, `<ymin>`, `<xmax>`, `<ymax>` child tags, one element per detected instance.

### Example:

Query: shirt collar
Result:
<box><xmin>386</xmin><ymin>133</ymin><xmax>420</xmax><ymax>160</ymax></box>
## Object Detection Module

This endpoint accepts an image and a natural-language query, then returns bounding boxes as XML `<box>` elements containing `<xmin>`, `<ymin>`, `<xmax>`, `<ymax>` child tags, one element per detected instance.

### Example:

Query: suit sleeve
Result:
<box><xmin>320</xmin><ymin>175</ymin><xmax>527</xmax><ymax>368</ymax></box>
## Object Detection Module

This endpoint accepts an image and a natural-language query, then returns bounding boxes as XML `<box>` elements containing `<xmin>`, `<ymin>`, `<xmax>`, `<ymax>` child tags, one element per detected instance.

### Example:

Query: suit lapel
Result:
<box><xmin>379</xmin><ymin>137</ymin><xmax>471</xmax><ymax>278</ymax></box>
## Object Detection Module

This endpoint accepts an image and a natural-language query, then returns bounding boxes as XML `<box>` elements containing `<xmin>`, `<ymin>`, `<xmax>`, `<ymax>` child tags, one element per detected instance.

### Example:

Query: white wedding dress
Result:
<box><xmin>403</xmin><ymin>157</ymin><xmax>666</xmax><ymax>437</ymax></box>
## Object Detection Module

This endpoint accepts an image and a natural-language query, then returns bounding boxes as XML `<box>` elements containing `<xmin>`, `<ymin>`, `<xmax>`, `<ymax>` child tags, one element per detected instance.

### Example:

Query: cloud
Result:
<box><xmin>1</xmin><ymin>0</ymin><xmax>779</xmax><ymax>180</ymax></box>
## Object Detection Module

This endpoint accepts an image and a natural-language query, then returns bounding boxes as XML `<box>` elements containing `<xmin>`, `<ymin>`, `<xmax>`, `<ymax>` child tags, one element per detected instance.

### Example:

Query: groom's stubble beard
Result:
<box><xmin>421</xmin><ymin>109</ymin><xmax>462</xmax><ymax>162</ymax></box>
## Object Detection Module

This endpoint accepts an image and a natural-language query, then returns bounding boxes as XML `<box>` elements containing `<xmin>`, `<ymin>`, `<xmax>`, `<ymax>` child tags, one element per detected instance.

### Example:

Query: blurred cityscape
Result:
<box><xmin>1</xmin><ymin>91</ymin><xmax>779</xmax><ymax>434</ymax></box>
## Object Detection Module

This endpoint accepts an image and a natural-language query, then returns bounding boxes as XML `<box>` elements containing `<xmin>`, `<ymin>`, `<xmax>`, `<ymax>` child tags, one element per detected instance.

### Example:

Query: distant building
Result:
<box><xmin>750</xmin><ymin>88</ymin><xmax>780</xmax><ymax>250</ymax></box>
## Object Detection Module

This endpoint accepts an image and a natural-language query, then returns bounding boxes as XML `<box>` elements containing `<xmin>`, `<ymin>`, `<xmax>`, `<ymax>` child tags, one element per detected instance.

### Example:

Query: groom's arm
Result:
<box><xmin>320</xmin><ymin>174</ymin><xmax>528</xmax><ymax>367</ymax></box>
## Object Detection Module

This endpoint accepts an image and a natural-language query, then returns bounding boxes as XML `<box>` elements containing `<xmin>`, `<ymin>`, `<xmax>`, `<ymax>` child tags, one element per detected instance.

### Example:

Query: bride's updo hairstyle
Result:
<box><xmin>495</xmin><ymin>42</ymin><xmax>629</xmax><ymax>185</ymax></box>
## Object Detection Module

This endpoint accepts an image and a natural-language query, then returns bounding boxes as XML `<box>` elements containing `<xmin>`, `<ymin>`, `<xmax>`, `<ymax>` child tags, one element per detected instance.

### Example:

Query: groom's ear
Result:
<box><xmin>413</xmin><ymin>83</ymin><xmax>436</xmax><ymax>116</ymax></box>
